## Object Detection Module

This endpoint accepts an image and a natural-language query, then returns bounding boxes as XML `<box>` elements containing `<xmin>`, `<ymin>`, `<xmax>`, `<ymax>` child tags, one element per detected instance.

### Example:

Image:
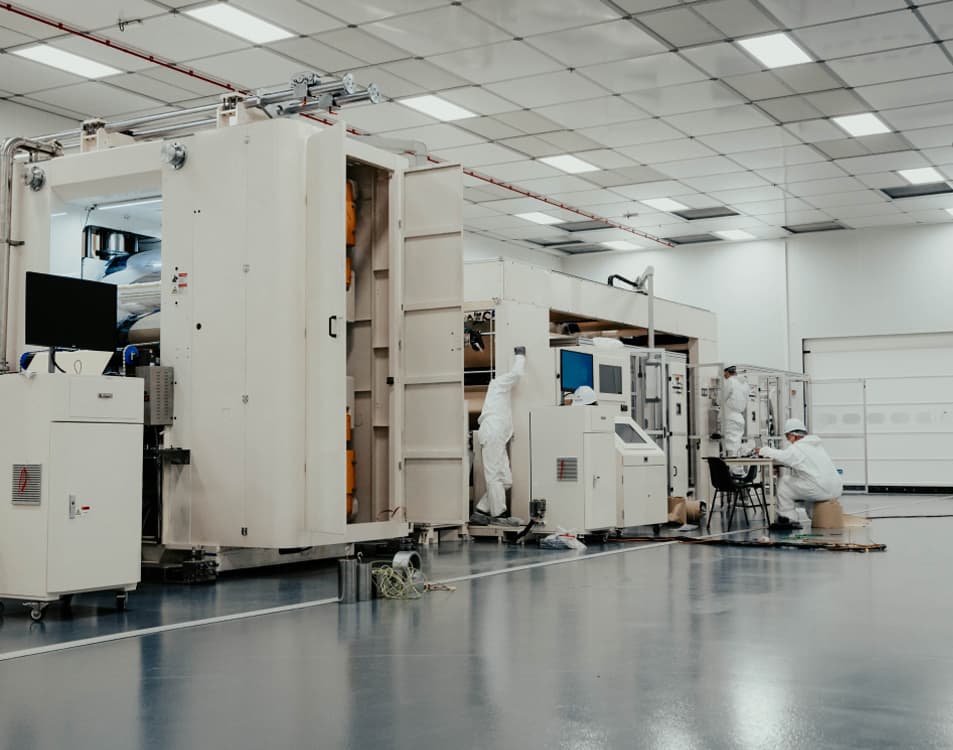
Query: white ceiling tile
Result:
<box><xmin>626</xmin><ymin>80</ymin><xmax>744</xmax><ymax>116</ymax></box>
<box><xmin>135</xmin><ymin>66</ymin><xmax>225</xmax><ymax>96</ymax></box>
<box><xmin>0</xmin><ymin>26</ymin><xmax>32</xmax><ymax>48</ymax></box>
<box><xmin>695</xmin><ymin>0</ymin><xmax>779</xmax><ymax>36</ymax></box>
<box><xmin>467</xmin><ymin>0</ymin><xmax>622</xmax><ymax>36</ymax></box>
<box><xmin>711</xmin><ymin>186</ymin><xmax>788</xmax><ymax>203</ymax></box>
<box><xmin>835</xmin><ymin>150</ymin><xmax>929</xmax><ymax>174</ymax></box>
<box><xmin>812</xmin><ymin>139</ymin><xmax>871</xmax><ymax>159</ymax></box>
<box><xmin>884</xmin><ymin>193</ymin><xmax>953</xmax><ymax>210</ymax></box>
<box><xmin>101</xmin><ymin>14</ymin><xmax>247</xmax><ymax>61</ymax></box>
<box><xmin>363</xmin><ymin>7</ymin><xmax>509</xmax><ymax>57</ymax></box>
<box><xmin>855</xmin><ymin>172</ymin><xmax>909</xmax><ymax>188</ymax></box>
<box><xmin>733</xmin><ymin>198</ymin><xmax>811</xmax><ymax>215</ymax></box>
<box><xmin>431</xmin><ymin>142</ymin><xmax>526</xmax><ymax>166</ymax></box>
<box><xmin>296</xmin><ymin>0</ymin><xmax>447</xmax><ymax>25</ymax></box>
<box><xmin>612</xmin><ymin>180</ymin><xmax>696</xmax><ymax>200</ymax></box>
<box><xmin>654</xmin><ymin>156</ymin><xmax>749</xmax><ymax>179</ymax></box>
<box><xmin>681</xmin><ymin>43</ymin><xmax>762</xmax><ymax>78</ymax></box>
<box><xmin>757</xmin><ymin>0</ymin><xmax>910</xmax><ymax>28</ymax></box>
<box><xmin>827</xmin><ymin>201</ymin><xmax>899</xmax><ymax>218</ymax></box>
<box><xmin>349</xmin><ymin>67</ymin><xmax>426</xmax><ymax>98</ymax></box>
<box><xmin>575</xmin><ymin>149</ymin><xmax>638</xmax><ymax>170</ymax></box>
<box><xmin>724</xmin><ymin>72</ymin><xmax>794</xmax><ymax>101</ymax></box>
<box><xmin>612</xmin><ymin>166</ymin><xmax>672</xmax><ymax>183</ymax></box>
<box><xmin>191</xmin><ymin>49</ymin><xmax>307</xmax><ymax>89</ymax></box>
<box><xmin>11</xmin><ymin>0</ymin><xmax>160</xmax><ymax>30</ymax></box>
<box><xmin>579</xmin><ymin>119</ymin><xmax>683</xmax><ymax>148</ymax></box>
<box><xmin>613</xmin><ymin>0</ymin><xmax>677</xmax><ymax>13</ymax></box>
<box><xmin>340</xmin><ymin>100</ymin><xmax>436</xmax><ymax>131</ymax></box>
<box><xmin>440</xmin><ymin>87</ymin><xmax>522</xmax><ymax>116</ymax></box>
<box><xmin>28</xmin><ymin>81</ymin><xmax>163</xmax><ymax>118</ymax></box>
<box><xmin>234</xmin><ymin>0</ymin><xmax>344</xmax><ymax>34</ymax></box>
<box><xmin>845</xmin><ymin>214</ymin><xmax>918</xmax><ymax>227</ymax></box>
<box><xmin>580</xmin><ymin>53</ymin><xmax>708</xmax><ymax>94</ymax></box>
<box><xmin>904</xmin><ymin>208</ymin><xmax>953</xmax><ymax>223</ymax></box>
<box><xmin>772</xmin><ymin>64</ymin><xmax>843</xmax><ymax>94</ymax></box>
<box><xmin>857</xmin><ymin>73</ymin><xmax>953</xmax><ymax>111</ymax></box>
<box><xmin>535</xmin><ymin>97</ymin><xmax>649</xmax><ymax>130</ymax></box>
<box><xmin>698</xmin><ymin>126</ymin><xmax>800</xmax><ymax>154</ymax></box>
<box><xmin>665</xmin><ymin>104</ymin><xmax>772</xmax><ymax>135</ymax></box>
<box><xmin>786</xmin><ymin>176</ymin><xmax>866</xmax><ymax>197</ymax></box>
<box><xmin>547</xmin><ymin>188</ymin><xmax>632</xmax><ymax>207</ymax></box>
<box><xmin>498</xmin><ymin>135</ymin><xmax>564</xmax><ymax>158</ymax></box>
<box><xmin>539</xmin><ymin>130</ymin><xmax>605</xmax><ymax>153</ymax></box>
<box><xmin>385</xmin><ymin>123</ymin><xmax>486</xmax><ymax>150</ymax></box>
<box><xmin>756</xmin><ymin>162</ymin><xmax>847</xmax><ymax>184</ymax></box>
<box><xmin>803</xmin><ymin>189</ymin><xmax>888</xmax><ymax>208</ymax></box>
<box><xmin>428</xmin><ymin>41</ymin><xmax>563</xmax><ymax>85</ymax></box>
<box><xmin>756</xmin><ymin>96</ymin><xmax>823</xmax><ymax>123</ymax></box>
<box><xmin>583</xmin><ymin>200</ymin><xmax>640</xmax><ymax>217</ymax></box>
<box><xmin>457</xmin><ymin>117</ymin><xmax>525</xmax><ymax>140</ymax></box>
<box><xmin>526</xmin><ymin>20</ymin><xmax>665</xmax><ymax>67</ymax></box>
<box><xmin>0</xmin><ymin>53</ymin><xmax>85</xmax><ymax>94</ymax></box>
<box><xmin>803</xmin><ymin>90</ymin><xmax>869</xmax><ymax>117</ymax></box>
<box><xmin>9</xmin><ymin>95</ymin><xmax>89</xmax><ymax>123</ymax></box>
<box><xmin>44</xmin><ymin>35</ymin><xmax>154</xmax><ymax>73</ymax></box>
<box><xmin>462</xmin><ymin>202</ymin><xmax>504</xmax><ymax>218</ymax></box>
<box><xmin>618</xmin><ymin>138</ymin><xmax>717</xmax><ymax>164</ymax></box>
<box><xmin>923</xmin><ymin>146</ymin><xmax>953</xmax><ymax>165</ymax></box>
<box><xmin>271</xmin><ymin>37</ymin><xmax>364</xmax><ymax>74</ymax></box>
<box><xmin>827</xmin><ymin>45</ymin><xmax>953</xmax><ymax>87</ymax></box>
<box><xmin>639</xmin><ymin>7</ymin><xmax>724</xmax><ymax>47</ymax></box>
<box><xmin>677</xmin><ymin>193</ymin><xmax>727</xmax><ymax>209</ymax></box>
<box><xmin>682</xmin><ymin>172</ymin><xmax>769</xmax><ymax>192</ymax></box>
<box><xmin>904</xmin><ymin>125</ymin><xmax>953</xmax><ymax>149</ymax></box>
<box><xmin>794</xmin><ymin>11</ymin><xmax>932</xmax><ymax>61</ymax></box>
<box><xmin>493</xmin><ymin>109</ymin><xmax>564</xmax><ymax>135</ymax></box>
<box><xmin>730</xmin><ymin>145</ymin><xmax>826</xmax><ymax>169</ymax></box>
<box><xmin>314</xmin><ymin>28</ymin><xmax>411</xmax><ymax>65</ymax></box>
<box><xmin>107</xmin><ymin>72</ymin><xmax>200</xmax><ymax>104</ymax></box>
<box><xmin>515</xmin><ymin>175</ymin><xmax>602</xmax><ymax>194</ymax></box>
<box><xmin>382</xmin><ymin>59</ymin><xmax>469</xmax><ymax>91</ymax></box>
<box><xmin>783</xmin><ymin>119</ymin><xmax>845</xmax><ymax>143</ymax></box>
<box><xmin>779</xmin><ymin>210</ymin><xmax>836</xmax><ymax>224</ymax></box>
<box><xmin>486</xmin><ymin>71</ymin><xmax>608</xmax><ymax>109</ymax></box>
<box><xmin>881</xmin><ymin>101</ymin><xmax>953</xmax><ymax>131</ymax></box>
<box><xmin>919</xmin><ymin>2</ymin><xmax>953</xmax><ymax>40</ymax></box>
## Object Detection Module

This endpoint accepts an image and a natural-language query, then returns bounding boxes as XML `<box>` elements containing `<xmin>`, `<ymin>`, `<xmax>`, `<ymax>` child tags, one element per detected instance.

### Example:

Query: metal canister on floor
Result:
<box><xmin>356</xmin><ymin>559</ymin><xmax>373</xmax><ymax>601</ymax></box>
<box><xmin>338</xmin><ymin>558</ymin><xmax>357</xmax><ymax>603</ymax></box>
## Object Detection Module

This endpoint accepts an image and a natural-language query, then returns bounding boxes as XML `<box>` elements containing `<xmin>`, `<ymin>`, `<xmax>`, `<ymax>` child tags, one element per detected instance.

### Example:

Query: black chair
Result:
<box><xmin>740</xmin><ymin>465</ymin><xmax>769</xmax><ymax>521</ymax></box>
<box><xmin>705</xmin><ymin>458</ymin><xmax>767</xmax><ymax>531</ymax></box>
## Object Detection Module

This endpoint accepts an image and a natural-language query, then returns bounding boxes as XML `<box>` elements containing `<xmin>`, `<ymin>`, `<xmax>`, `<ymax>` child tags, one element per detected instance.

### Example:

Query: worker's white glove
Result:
<box><xmin>514</xmin><ymin>346</ymin><xmax>526</xmax><ymax>355</ymax></box>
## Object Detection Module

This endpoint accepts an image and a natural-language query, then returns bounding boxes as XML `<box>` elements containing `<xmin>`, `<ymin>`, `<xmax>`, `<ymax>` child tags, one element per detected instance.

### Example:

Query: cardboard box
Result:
<box><xmin>810</xmin><ymin>499</ymin><xmax>844</xmax><ymax>529</ymax></box>
<box><xmin>667</xmin><ymin>497</ymin><xmax>687</xmax><ymax>525</ymax></box>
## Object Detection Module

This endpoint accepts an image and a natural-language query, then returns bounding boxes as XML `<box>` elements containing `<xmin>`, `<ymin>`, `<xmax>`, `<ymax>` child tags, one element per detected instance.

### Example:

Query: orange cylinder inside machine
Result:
<box><xmin>346</xmin><ymin>411</ymin><xmax>355</xmax><ymax>517</ymax></box>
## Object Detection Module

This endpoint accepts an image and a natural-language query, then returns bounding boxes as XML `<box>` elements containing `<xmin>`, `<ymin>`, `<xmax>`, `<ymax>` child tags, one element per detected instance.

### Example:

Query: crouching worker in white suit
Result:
<box><xmin>756</xmin><ymin>418</ymin><xmax>843</xmax><ymax>530</ymax></box>
<box><xmin>471</xmin><ymin>347</ymin><xmax>526</xmax><ymax>526</ymax></box>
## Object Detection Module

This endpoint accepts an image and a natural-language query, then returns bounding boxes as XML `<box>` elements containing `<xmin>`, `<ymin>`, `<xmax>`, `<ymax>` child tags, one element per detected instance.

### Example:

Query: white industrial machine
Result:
<box><xmin>2</xmin><ymin>75</ymin><xmax>467</xmax><ymax>578</ymax></box>
<box><xmin>529</xmin><ymin>405</ymin><xmax>667</xmax><ymax>535</ymax></box>
<box><xmin>0</xmin><ymin>374</ymin><xmax>143</xmax><ymax>619</ymax></box>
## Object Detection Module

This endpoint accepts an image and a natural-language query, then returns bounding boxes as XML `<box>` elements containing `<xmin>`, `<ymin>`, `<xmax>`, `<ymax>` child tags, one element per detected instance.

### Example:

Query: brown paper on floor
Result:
<box><xmin>668</xmin><ymin>497</ymin><xmax>687</xmax><ymax>525</ymax></box>
<box><xmin>684</xmin><ymin>501</ymin><xmax>701</xmax><ymax>523</ymax></box>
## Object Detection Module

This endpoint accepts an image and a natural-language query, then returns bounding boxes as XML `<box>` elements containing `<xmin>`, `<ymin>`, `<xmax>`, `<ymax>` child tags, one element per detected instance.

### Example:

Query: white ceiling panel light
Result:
<box><xmin>516</xmin><ymin>212</ymin><xmax>565</xmax><ymax>225</ymax></box>
<box><xmin>399</xmin><ymin>95</ymin><xmax>477</xmax><ymax>121</ymax></box>
<box><xmin>737</xmin><ymin>33</ymin><xmax>812</xmax><ymax>69</ymax></box>
<box><xmin>715</xmin><ymin>229</ymin><xmax>756</xmax><ymax>241</ymax></box>
<box><xmin>96</xmin><ymin>198</ymin><xmax>162</xmax><ymax>211</ymax></box>
<box><xmin>642</xmin><ymin>198</ymin><xmax>689</xmax><ymax>212</ymax></box>
<box><xmin>185</xmin><ymin>4</ymin><xmax>294</xmax><ymax>44</ymax></box>
<box><xmin>539</xmin><ymin>154</ymin><xmax>600</xmax><ymax>174</ymax></box>
<box><xmin>602</xmin><ymin>240</ymin><xmax>644</xmax><ymax>251</ymax></box>
<box><xmin>832</xmin><ymin>113</ymin><xmax>890</xmax><ymax>137</ymax></box>
<box><xmin>13</xmin><ymin>45</ymin><xmax>120</xmax><ymax>79</ymax></box>
<box><xmin>945</xmin><ymin>208</ymin><xmax>953</xmax><ymax>217</ymax></box>
<box><xmin>898</xmin><ymin>167</ymin><xmax>945</xmax><ymax>185</ymax></box>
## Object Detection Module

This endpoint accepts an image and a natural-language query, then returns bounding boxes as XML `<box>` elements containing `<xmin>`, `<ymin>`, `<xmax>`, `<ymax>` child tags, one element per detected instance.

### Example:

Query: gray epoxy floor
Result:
<box><xmin>1</xmin><ymin>495</ymin><xmax>951</xmax><ymax>750</ymax></box>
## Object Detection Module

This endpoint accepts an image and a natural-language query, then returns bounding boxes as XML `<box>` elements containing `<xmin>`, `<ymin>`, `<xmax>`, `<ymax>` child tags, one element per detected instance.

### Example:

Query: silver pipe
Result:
<box><xmin>131</xmin><ymin>117</ymin><xmax>217</xmax><ymax>138</ymax></box>
<box><xmin>646</xmin><ymin>266</ymin><xmax>655</xmax><ymax>350</ymax></box>
<box><xmin>0</xmin><ymin>137</ymin><xmax>62</xmax><ymax>372</ymax></box>
<box><xmin>34</xmin><ymin>103</ymin><xmax>222</xmax><ymax>142</ymax></box>
<box><xmin>335</xmin><ymin>84</ymin><xmax>382</xmax><ymax>106</ymax></box>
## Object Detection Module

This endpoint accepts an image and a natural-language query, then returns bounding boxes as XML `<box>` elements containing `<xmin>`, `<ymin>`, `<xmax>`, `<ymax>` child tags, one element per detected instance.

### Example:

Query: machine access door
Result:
<box><xmin>584</xmin><ymin>432</ymin><xmax>617</xmax><ymax>530</ymax></box>
<box><xmin>46</xmin><ymin>422</ymin><xmax>142</xmax><ymax>593</ymax></box>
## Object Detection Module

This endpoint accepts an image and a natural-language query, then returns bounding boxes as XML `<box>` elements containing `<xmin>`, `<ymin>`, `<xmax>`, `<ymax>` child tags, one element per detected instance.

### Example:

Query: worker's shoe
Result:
<box><xmin>491</xmin><ymin>515</ymin><xmax>523</xmax><ymax>527</ymax></box>
<box><xmin>769</xmin><ymin>515</ymin><xmax>802</xmax><ymax>532</ymax></box>
<box><xmin>469</xmin><ymin>511</ymin><xmax>491</xmax><ymax>526</ymax></box>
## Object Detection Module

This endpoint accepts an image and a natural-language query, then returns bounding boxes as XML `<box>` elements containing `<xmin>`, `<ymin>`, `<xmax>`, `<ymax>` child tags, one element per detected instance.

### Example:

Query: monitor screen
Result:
<box><xmin>25</xmin><ymin>272</ymin><xmax>117</xmax><ymax>352</ymax></box>
<box><xmin>560</xmin><ymin>349</ymin><xmax>594</xmax><ymax>392</ymax></box>
<box><xmin>599</xmin><ymin>364</ymin><xmax>623</xmax><ymax>394</ymax></box>
<box><xmin>615</xmin><ymin>422</ymin><xmax>646</xmax><ymax>444</ymax></box>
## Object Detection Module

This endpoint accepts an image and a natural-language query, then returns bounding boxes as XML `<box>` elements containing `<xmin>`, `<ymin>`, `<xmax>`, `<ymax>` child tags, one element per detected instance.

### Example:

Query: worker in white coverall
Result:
<box><xmin>722</xmin><ymin>365</ymin><xmax>750</xmax><ymax>477</ymax></box>
<box><xmin>473</xmin><ymin>347</ymin><xmax>526</xmax><ymax>523</ymax></box>
<box><xmin>756</xmin><ymin>418</ymin><xmax>843</xmax><ymax>530</ymax></box>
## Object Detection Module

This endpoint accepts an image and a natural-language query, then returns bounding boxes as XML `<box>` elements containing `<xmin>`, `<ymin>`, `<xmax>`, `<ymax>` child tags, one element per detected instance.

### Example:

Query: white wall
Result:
<box><xmin>0</xmin><ymin>100</ymin><xmax>75</xmax><ymax>139</ymax></box>
<box><xmin>464</xmin><ymin>231</ymin><xmax>565</xmax><ymax>271</ymax></box>
<box><xmin>561</xmin><ymin>223</ymin><xmax>953</xmax><ymax>373</ymax></box>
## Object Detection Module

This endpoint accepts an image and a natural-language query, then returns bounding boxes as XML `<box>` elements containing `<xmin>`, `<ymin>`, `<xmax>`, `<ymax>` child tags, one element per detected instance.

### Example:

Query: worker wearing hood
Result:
<box><xmin>722</xmin><ymin>365</ymin><xmax>750</xmax><ymax>476</ymax></box>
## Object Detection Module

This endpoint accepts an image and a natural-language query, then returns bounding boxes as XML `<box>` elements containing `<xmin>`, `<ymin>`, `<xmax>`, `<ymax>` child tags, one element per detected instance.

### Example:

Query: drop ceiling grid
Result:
<box><xmin>2</xmin><ymin>0</ymin><xmax>953</xmax><ymax>248</ymax></box>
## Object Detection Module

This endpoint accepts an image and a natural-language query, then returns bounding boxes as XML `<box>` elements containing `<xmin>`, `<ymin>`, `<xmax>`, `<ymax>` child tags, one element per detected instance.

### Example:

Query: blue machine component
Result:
<box><xmin>560</xmin><ymin>349</ymin><xmax>594</xmax><ymax>392</ymax></box>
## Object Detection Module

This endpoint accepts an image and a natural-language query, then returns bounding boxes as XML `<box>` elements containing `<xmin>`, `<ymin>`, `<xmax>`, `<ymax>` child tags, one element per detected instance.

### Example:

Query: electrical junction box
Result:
<box><xmin>138</xmin><ymin>365</ymin><xmax>173</xmax><ymax>426</ymax></box>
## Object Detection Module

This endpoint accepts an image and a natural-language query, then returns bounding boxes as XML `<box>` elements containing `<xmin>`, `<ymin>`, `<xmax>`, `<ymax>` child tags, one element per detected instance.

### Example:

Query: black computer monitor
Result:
<box><xmin>560</xmin><ymin>349</ymin><xmax>594</xmax><ymax>392</ymax></box>
<box><xmin>25</xmin><ymin>272</ymin><xmax>117</xmax><ymax>352</ymax></box>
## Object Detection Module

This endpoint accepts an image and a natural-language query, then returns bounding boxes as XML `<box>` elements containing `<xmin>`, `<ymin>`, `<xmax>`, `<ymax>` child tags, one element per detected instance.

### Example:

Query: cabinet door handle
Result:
<box><xmin>328</xmin><ymin>315</ymin><xmax>338</xmax><ymax>338</ymax></box>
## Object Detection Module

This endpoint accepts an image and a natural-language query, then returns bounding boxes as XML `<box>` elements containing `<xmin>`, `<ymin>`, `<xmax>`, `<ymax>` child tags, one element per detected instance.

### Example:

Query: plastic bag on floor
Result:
<box><xmin>540</xmin><ymin>528</ymin><xmax>587</xmax><ymax>550</ymax></box>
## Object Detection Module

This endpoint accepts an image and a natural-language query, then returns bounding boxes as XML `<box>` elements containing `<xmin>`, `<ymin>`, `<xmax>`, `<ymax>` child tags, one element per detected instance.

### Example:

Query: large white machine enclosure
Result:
<box><xmin>0</xmin><ymin>374</ymin><xmax>143</xmax><ymax>603</ymax></box>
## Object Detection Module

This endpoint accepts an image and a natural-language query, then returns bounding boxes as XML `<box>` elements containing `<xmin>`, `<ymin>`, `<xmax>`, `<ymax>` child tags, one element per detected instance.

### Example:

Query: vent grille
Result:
<box><xmin>11</xmin><ymin>464</ymin><xmax>41</xmax><ymax>505</ymax></box>
<box><xmin>881</xmin><ymin>183</ymin><xmax>953</xmax><ymax>199</ymax></box>
<box><xmin>664</xmin><ymin>233</ymin><xmax>720</xmax><ymax>245</ymax></box>
<box><xmin>557</xmin><ymin>243</ymin><xmax>612</xmax><ymax>254</ymax></box>
<box><xmin>556</xmin><ymin>457</ymin><xmax>578</xmax><ymax>481</ymax></box>
<box><xmin>672</xmin><ymin>206</ymin><xmax>738</xmax><ymax>220</ymax></box>
<box><xmin>526</xmin><ymin>237</ymin><xmax>581</xmax><ymax>247</ymax></box>
<box><xmin>560</xmin><ymin>220</ymin><xmax>612</xmax><ymax>232</ymax></box>
<box><xmin>783</xmin><ymin>221</ymin><xmax>846</xmax><ymax>234</ymax></box>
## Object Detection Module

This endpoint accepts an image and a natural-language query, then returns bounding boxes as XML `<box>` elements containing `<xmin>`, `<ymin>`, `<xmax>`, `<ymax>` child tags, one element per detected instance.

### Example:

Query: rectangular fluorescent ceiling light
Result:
<box><xmin>516</xmin><ymin>212</ymin><xmax>564</xmax><ymax>225</ymax></box>
<box><xmin>185</xmin><ymin>4</ymin><xmax>294</xmax><ymax>44</ymax></box>
<box><xmin>898</xmin><ymin>167</ymin><xmax>944</xmax><ymax>185</ymax></box>
<box><xmin>642</xmin><ymin>198</ymin><xmax>688</xmax><ymax>212</ymax></box>
<box><xmin>539</xmin><ymin>155</ymin><xmax>600</xmax><ymax>174</ymax></box>
<box><xmin>715</xmin><ymin>230</ymin><xmax>755</xmax><ymax>241</ymax></box>
<box><xmin>738</xmin><ymin>33</ymin><xmax>812</xmax><ymax>69</ymax></box>
<box><xmin>13</xmin><ymin>45</ymin><xmax>120</xmax><ymax>79</ymax></box>
<box><xmin>602</xmin><ymin>240</ymin><xmax>643</xmax><ymax>251</ymax></box>
<box><xmin>832</xmin><ymin>113</ymin><xmax>890</xmax><ymax>137</ymax></box>
<box><xmin>399</xmin><ymin>95</ymin><xmax>476</xmax><ymax>121</ymax></box>
<box><xmin>97</xmin><ymin>198</ymin><xmax>162</xmax><ymax>211</ymax></box>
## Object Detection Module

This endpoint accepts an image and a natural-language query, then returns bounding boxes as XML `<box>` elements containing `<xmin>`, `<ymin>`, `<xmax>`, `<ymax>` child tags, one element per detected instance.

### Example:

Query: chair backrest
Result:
<box><xmin>706</xmin><ymin>457</ymin><xmax>737</xmax><ymax>491</ymax></box>
<box><xmin>744</xmin><ymin>464</ymin><xmax>758</xmax><ymax>483</ymax></box>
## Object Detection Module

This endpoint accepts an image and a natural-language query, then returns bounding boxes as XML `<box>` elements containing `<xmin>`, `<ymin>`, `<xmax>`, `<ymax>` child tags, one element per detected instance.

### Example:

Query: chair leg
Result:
<box><xmin>726</xmin><ymin>490</ymin><xmax>737</xmax><ymax>531</ymax></box>
<box><xmin>707</xmin><ymin>489</ymin><xmax>722</xmax><ymax>532</ymax></box>
<box><xmin>758</xmin><ymin>485</ymin><xmax>769</xmax><ymax>518</ymax></box>
<box><xmin>740</xmin><ymin>490</ymin><xmax>750</xmax><ymax>524</ymax></box>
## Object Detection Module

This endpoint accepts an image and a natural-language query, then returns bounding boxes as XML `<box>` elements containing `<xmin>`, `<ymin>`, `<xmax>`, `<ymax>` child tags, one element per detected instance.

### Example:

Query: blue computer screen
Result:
<box><xmin>560</xmin><ymin>349</ymin><xmax>594</xmax><ymax>392</ymax></box>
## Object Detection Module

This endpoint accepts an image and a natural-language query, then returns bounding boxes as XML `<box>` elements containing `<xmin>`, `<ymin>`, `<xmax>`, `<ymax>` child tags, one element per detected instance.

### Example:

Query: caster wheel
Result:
<box><xmin>601</xmin><ymin>533</ymin><xmax>610</xmax><ymax>544</ymax></box>
<box><xmin>115</xmin><ymin>593</ymin><xmax>127</xmax><ymax>612</ymax></box>
<box><xmin>0</xmin><ymin>601</ymin><xmax>5</xmax><ymax>615</ymax></box>
<box><xmin>30</xmin><ymin>607</ymin><xmax>44</xmax><ymax>622</ymax></box>
<box><xmin>653</xmin><ymin>524</ymin><xmax>661</xmax><ymax>536</ymax></box>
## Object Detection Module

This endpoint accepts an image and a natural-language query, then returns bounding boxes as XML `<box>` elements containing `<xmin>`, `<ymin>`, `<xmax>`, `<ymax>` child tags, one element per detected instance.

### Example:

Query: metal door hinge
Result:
<box><xmin>242</xmin><ymin>394</ymin><xmax>249</xmax><ymax>404</ymax></box>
